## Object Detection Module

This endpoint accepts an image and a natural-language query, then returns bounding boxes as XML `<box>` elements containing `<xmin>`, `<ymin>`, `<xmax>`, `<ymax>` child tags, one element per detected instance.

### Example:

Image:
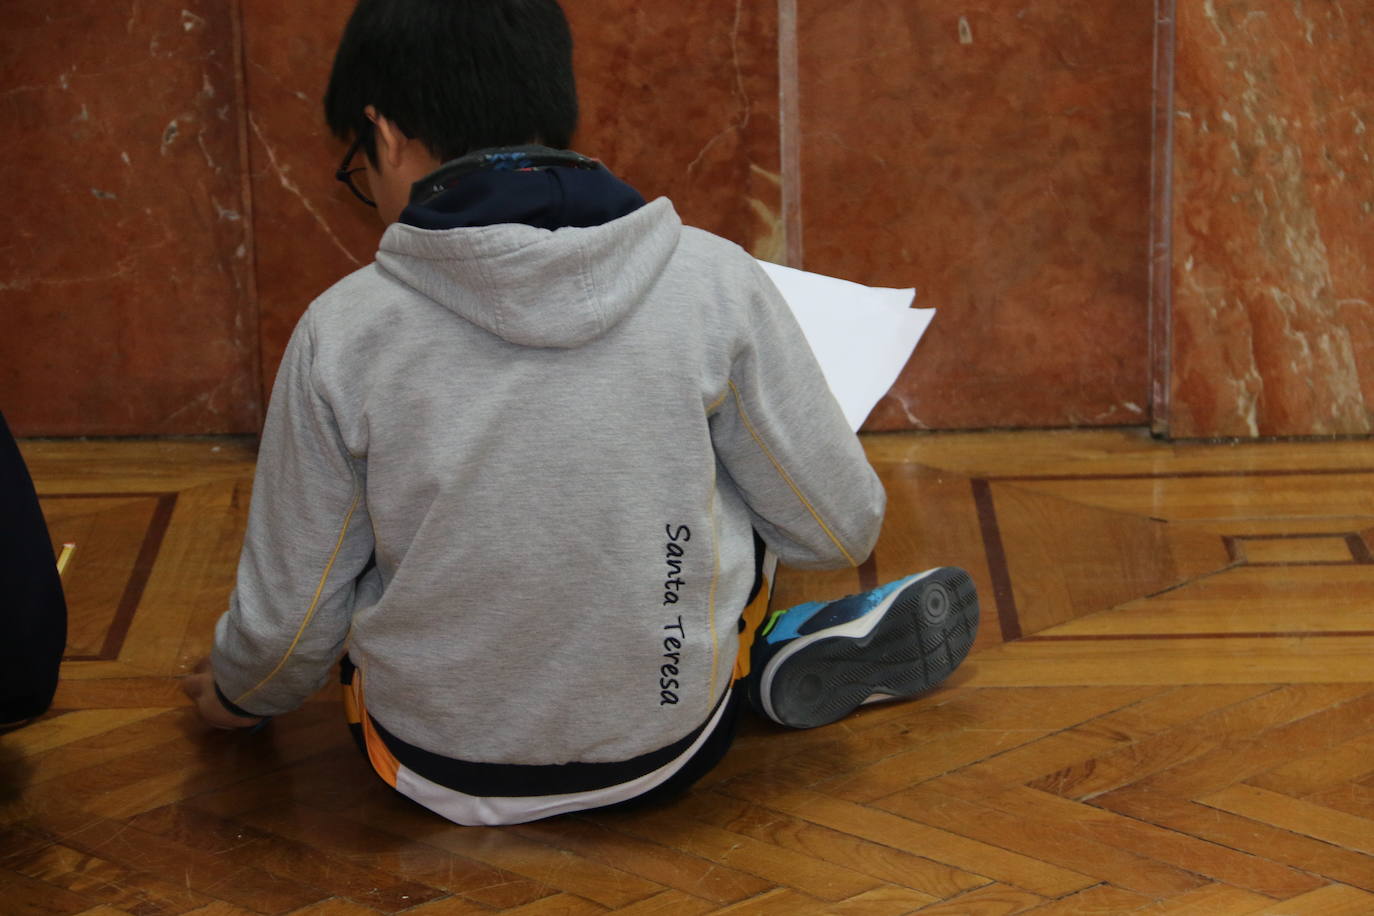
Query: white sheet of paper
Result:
<box><xmin>757</xmin><ymin>260</ymin><xmax>935</xmax><ymax>431</ymax></box>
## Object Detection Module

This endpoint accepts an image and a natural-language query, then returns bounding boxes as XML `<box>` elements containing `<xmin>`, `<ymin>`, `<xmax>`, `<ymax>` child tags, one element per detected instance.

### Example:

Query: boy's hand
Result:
<box><xmin>182</xmin><ymin>657</ymin><xmax>265</xmax><ymax>730</ymax></box>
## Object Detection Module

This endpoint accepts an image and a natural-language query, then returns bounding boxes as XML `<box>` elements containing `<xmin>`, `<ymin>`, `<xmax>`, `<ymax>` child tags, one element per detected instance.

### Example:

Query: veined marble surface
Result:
<box><xmin>1169</xmin><ymin>0</ymin><xmax>1374</xmax><ymax>437</ymax></box>
<box><xmin>8</xmin><ymin>1</ymin><xmax>1365</xmax><ymax>438</ymax></box>
<box><xmin>242</xmin><ymin>0</ymin><xmax>784</xmax><ymax>402</ymax></box>
<box><xmin>795</xmin><ymin>0</ymin><xmax>1156</xmax><ymax>431</ymax></box>
<box><xmin>1</xmin><ymin>2</ymin><xmax>257</xmax><ymax>435</ymax></box>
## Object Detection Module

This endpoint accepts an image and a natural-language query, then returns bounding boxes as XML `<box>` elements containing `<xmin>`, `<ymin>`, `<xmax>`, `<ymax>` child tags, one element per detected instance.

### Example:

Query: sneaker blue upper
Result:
<box><xmin>760</xmin><ymin>574</ymin><xmax>918</xmax><ymax>645</ymax></box>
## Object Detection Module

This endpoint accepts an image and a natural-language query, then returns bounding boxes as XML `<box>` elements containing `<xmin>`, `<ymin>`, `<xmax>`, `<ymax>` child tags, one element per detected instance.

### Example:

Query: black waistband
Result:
<box><xmin>369</xmin><ymin>686</ymin><xmax>737</xmax><ymax>798</ymax></box>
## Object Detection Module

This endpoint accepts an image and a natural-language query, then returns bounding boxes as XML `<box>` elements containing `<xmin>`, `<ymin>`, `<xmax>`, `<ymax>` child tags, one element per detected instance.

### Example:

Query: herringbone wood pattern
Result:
<box><xmin>3</xmin><ymin>431</ymin><xmax>1373</xmax><ymax>915</ymax></box>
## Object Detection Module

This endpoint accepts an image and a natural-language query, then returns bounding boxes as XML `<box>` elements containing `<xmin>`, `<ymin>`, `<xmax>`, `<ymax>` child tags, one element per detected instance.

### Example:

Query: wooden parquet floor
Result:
<box><xmin>4</xmin><ymin>430</ymin><xmax>1374</xmax><ymax>915</ymax></box>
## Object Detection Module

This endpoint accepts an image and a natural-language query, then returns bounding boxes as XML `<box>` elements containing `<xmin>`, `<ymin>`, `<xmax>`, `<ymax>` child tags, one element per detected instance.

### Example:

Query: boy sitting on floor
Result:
<box><xmin>183</xmin><ymin>0</ymin><xmax>978</xmax><ymax>826</ymax></box>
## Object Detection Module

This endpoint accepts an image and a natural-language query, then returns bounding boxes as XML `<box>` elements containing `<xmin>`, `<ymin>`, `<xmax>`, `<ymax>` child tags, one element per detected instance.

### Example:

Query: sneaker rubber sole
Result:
<box><xmin>760</xmin><ymin>567</ymin><xmax>979</xmax><ymax>729</ymax></box>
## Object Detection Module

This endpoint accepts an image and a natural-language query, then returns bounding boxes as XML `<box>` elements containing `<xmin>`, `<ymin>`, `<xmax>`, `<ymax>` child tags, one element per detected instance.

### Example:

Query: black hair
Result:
<box><xmin>324</xmin><ymin>0</ymin><xmax>578</xmax><ymax>164</ymax></box>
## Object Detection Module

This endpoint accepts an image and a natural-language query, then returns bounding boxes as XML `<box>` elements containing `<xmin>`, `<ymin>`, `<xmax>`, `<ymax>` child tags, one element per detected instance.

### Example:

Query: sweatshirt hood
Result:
<box><xmin>374</xmin><ymin>162</ymin><xmax>681</xmax><ymax>349</ymax></box>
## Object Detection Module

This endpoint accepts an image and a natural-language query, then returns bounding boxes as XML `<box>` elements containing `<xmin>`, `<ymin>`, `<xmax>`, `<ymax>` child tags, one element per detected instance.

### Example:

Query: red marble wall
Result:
<box><xmin>238</xmin><ymin>1</ymin><xmax>379</xmax><ymax>401</ymax></box>
<box><xmin>239</xmin><ymin>0</ymin><xmax>782</xmax><ymax>400</ymax></box>
<box><xmin>25</xmin><ymin>1</ymin><xmax>1365</xmax><ymax>439</ymax></box>
<box><xmin>795</xmin><ymin>0</ymin><xmax>1157</xmax><ymax>430</ymax></box>
<box><xmin>0</xmin><ymin>1</ymin><xmax>258</xmax><ymax>436</ymax></box>
<box><xmin>566</xmin><ymin>1</ymin><xmax>782</xmax><ymax>260</ymax></box>
<box><xmin>0</xmin><ymin>1</ymin><xmax>779</xmax><ymax>436</ymax></box>
<box><xmin>1167</xmin><ymin>0</ymin><xmax>1374</xmax><ymax>437</ymax></box>
<box><xmin>246</xmin><ymin>2</ymin><xmax>1166</xmax><ymax>434</ymax></box>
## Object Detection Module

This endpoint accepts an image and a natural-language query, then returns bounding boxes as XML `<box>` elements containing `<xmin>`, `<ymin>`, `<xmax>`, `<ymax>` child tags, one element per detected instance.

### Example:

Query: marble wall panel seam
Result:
<box><xmin>230</xmin><ymin>0</ymin><xmax>264</xmax><ymax>429</ymax></box>
<box><xmin>1150</xmin><ymin>0</ymin><xmax>1178</xmax><ymax>436</ymax></box>
<box><xmin>779</xmin><ymin>0</ymin><xmax>801</xmax><ymax>268</ymax></box>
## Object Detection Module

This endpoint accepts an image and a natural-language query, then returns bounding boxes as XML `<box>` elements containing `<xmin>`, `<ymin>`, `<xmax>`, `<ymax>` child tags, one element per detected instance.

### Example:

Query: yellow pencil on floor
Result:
<box><xmin>56</xmin><ymin>542</ymin><xmax>76</xmax><ymax>576</ymax></box>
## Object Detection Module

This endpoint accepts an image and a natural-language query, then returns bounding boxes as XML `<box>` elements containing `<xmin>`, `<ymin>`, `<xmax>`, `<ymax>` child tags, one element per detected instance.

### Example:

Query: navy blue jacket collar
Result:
<box><xmin>400</xmin><ymin>148</ymin><xmax>645</xmax><ymax>232</ymax></box>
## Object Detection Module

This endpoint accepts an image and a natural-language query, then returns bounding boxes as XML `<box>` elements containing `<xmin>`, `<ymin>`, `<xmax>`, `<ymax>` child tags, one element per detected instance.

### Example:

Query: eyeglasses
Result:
<box><xmin>335</xmin><ymin>132</ymin><xmax>377</xmax><ymax>208</ymax></box>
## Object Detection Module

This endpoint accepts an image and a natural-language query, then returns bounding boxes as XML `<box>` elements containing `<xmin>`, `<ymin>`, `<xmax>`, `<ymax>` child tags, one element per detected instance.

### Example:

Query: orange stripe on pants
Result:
<box><xmin>344</xmin><ymin>667</ymin><xmax>401</xmax><ymax>788</ymax></box>
<box><xmin>732</xmin><ymin>574</ymin><xmax>772</xmax><ymax>682</ymax></box>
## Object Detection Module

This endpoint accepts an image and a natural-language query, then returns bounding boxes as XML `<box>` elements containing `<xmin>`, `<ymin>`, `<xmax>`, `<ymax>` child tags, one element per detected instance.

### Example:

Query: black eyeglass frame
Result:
<box><xmin>335</xmin><ymin>132</ymin><xmax>377</xmax><ymax>208</ymax></box>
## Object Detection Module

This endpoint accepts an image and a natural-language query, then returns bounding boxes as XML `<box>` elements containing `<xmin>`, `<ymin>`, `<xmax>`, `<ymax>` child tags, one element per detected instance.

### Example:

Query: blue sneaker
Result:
<box><xmin>748</xmin><ymin>567</ymin><xmax>979</xmax><ymax>728</ymax></box>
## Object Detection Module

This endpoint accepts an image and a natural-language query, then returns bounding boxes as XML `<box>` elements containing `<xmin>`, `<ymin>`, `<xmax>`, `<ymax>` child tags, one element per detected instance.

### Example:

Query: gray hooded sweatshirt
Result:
<box><xmin>212</xmin><ymin>196</ymin><xmax>884</xmax><ymax>803</ymax></box>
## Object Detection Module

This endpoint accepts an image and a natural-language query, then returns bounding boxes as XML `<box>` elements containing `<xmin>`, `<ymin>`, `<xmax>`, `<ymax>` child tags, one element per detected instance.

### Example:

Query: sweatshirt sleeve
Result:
<box><xmin>211</xmin><ymin>312</ymin><xmax>374</xmax><ymax>716</ymax></box>
<box><xmin>709</xmin><ymin>260</ymin><xmax>886</xmax><ymax>570</ymax></box>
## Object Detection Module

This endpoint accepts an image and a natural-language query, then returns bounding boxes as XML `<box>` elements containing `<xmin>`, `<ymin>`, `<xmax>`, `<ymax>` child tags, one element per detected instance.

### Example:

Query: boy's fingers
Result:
<box><xmin>180</xmin><ymin>667</ymin><xmax>212</xmax><ymax>701</ymax></box>
<box><xmin>181</xmin><ymin>657</ymin><xmax>213</xmax><ymax>699</ymax></box>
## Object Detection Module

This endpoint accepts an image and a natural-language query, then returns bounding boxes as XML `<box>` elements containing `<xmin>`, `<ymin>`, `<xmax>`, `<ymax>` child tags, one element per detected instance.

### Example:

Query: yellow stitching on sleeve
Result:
<box><xmin>728</xmin><ymin>380</ymin><xmax>858</xmax><ymax>566</ymax></box>
<box><xmin>706</xmin><ymin>389</ymin><xmax>730</xmax><ymax>412</ymax></box>
<box><xmin>235</xmin><ymin>477</ymin><xmax>363</xmax><ymax>705</ymax></box>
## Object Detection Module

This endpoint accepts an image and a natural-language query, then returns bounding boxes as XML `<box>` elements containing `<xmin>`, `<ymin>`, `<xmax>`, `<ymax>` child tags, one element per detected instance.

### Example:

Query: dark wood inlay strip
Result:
<box><xmin>96</xmin><ymin>493</ymin><xmax>179</xmax><ymax>661</ymax></box>
<box><xmin>989</xmin><ymin>468</ymin><xmax>1374</xmax><ymax>483</ymax></box>
<box><xmin>1346</xmin><ymin>534</ymin><xmax>1374</xmax><ymax>565</ymax></box>
<box><xmin>1235</xmin><ymin>532</ymin><xmax>1360</xmax><ymax>541</ymax></box>
<box><xmin>1022</xmin><ymin>630</ymin><xmax>1374</xmax><ymax>642</ymax></box>
<box><xmin>971</xmin><ymin>478</ymin><xmax>1021</xmax><ymax>643</ymax></box>
<box><xmin>1222</xmin><ymin>536</ymin><xmax>1245</xmax><ymax>564</ymax></box>
<box><xmin>1245</xmin><ymin>561</ymin><xmax>1364</xmax><ymax>568</ymax></box>
<box><xmin>40</xmin><ymin>491</ymin><xmax>176</xmax><ymax>500</ymax></box>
